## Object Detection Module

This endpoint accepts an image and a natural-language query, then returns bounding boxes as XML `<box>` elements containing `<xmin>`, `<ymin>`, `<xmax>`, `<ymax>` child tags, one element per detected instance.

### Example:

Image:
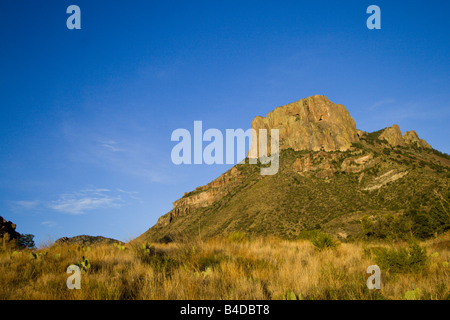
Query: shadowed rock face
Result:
<box><xmin>0</xmin><ymin>216</ymin><xmax>20</xmax><ymax>248</ymax></box>
<box><xmin>250</xmin><ymin>95</ymin><xmax>360</xmax><ymax>153</ymax></box>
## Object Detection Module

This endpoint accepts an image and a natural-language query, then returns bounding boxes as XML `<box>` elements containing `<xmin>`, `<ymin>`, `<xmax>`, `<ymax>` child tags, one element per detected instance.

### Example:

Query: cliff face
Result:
<box><xmin>250</xmin><ymin>95</ymin><xmax>360</xmax><ymax>153</ymax></box>
<box><xmin>155</xmin><ymin>167</ymin><xmax>243</xmax><ymax>227</ymax></box>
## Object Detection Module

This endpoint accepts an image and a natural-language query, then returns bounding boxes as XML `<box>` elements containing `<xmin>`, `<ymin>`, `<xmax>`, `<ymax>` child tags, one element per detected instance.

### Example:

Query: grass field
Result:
<box><xmin>0</xmin><ymin>232</ymin><xmax>448</xmax><ymax>300</ymax></box>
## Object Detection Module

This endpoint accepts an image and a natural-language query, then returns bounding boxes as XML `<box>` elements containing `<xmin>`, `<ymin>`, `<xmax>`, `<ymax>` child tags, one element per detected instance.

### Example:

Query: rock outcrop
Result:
<box><xmin>54</xmin><ymin>235</ymin><xmax>123</xmax><ymax>246</ymax></box>
<box><xmin>379</xmin><ymin>124</ymin><xmax>405</xmax><ymax>147</ymax></box>
<box><xmin>155</xmin><ymin>166</ymin><xmax>244</xmax><ymax>227</ymax></box>
<box><xmin>0</xmin><ymin>216</ymin><xmax>20</xmax><ymax>250</ymax></box>
<box><xmin>403</xmin><ymin>130</ymin><xmax>432</xmax><ymax>149</ymax></box>
<box><xmin>379</xmin><ymin>125</ymin><xmax>432</xmax><ymax>149</ymax></box>
<box><xmin>250</xmin><ymin>95</ymin><xmax>360</xmax><ymax>153</ymax></box>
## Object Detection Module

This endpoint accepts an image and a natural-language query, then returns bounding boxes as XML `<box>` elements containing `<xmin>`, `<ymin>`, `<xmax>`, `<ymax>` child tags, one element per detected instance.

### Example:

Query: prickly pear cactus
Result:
<box><xmin>78</xmin><ymin>256</ymin><xmax>91</xmax><ymax>274</ymax></box>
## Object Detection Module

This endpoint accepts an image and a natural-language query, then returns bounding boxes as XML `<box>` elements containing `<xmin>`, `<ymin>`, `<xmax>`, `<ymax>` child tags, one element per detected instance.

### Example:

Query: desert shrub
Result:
<box><xmin>227</xmin><ymin>232</ymin><xmax>246</xmax><ymax>243</ymax></box>
<box><xmin>360</xmin><ymin>214</ymin><xmax>412</xmax><ymax>240</ymax></box>
<box><xmin>310</xmin><ymin>232</ymin><xmax>338</xmax><ymax>251</ymax></box>
<box><xmin>134</xmin><ymin>243</ymin><xmax>179</xmax><ymax>274</ymax></box>
<box><xmin>364</xmin><ymin>129</ymin><xmax>385</xmax><ymax>145</ymax></box>
<box><xmin>351</xmin><ymin>142</ymin><xmax>364</xmax><ymax>149</ymax></box>
<box><xmin>195</xmin><ymin>251</ymin><xmax>227</xmax><ymax>272</ymax></box>
<box><xmin>406</xmin><ymin>195</ymin><xmax>450</xmax><ymax>239</ymax></box>
<box><xmin>297</xmin><ymin>229</ymin><xmax>321</xmax><ymax>240</ymax></box>
<box><xmin>360</xmin><ymin>215</ymin><xmax>374</xmax><ymax>237</ymax></box>
<box><xmin>373</xmin><ymin>242</ymin><xmax>427</xmax><ymax>273</ymax></box>
<box><xmin>234</xmin><ymin>256</ymin><xmax>273</xmax><ymax>276</ymax></box>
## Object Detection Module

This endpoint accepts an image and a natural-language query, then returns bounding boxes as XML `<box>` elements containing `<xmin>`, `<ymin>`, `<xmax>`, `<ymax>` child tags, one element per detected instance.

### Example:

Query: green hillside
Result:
<box><xmin>138</xmin><ymin>132</ymin><xmax>450</xmax><ymax>243</ymax></box>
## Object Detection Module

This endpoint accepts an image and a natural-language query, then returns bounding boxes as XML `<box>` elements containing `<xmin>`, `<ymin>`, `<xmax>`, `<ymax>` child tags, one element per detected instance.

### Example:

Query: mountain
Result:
<box><xmin>137</xmin><ymin>95</ymin><xmax>450</xmax><ymax>243</ymax></box>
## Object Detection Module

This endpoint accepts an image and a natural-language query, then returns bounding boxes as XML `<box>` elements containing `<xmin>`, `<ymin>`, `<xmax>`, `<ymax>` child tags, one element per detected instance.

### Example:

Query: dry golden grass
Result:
<box><xmin>0</xmin><ymin>233</ymin><xmax>448</xmax><ymax>300</ymax></box>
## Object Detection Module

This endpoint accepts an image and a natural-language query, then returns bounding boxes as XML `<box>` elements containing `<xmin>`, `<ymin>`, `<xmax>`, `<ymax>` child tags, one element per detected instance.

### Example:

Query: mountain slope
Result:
<box><xmin>137</xmin><ymin>96</ymin><xmax>450</xmax><ymax>243</ymax></box>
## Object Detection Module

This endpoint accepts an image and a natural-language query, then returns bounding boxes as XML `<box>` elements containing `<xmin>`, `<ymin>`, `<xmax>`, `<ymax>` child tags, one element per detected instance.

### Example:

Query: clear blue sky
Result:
<box><xmin>1</xmin><ymin>1</ymin><xmax>449</xmax><ymax>245</ymax></box>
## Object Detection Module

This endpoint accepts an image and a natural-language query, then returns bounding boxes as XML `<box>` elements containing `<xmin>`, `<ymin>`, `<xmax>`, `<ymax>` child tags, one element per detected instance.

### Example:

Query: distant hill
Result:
<box><xmin>54</xmin><ymin>235</ymin><xmax>123</xmax><ymax>246</ymax></box>
<box><xmin>137</xmin><ymin>95</ymin><xmax>450</xmax><ymax>243</ymax></box>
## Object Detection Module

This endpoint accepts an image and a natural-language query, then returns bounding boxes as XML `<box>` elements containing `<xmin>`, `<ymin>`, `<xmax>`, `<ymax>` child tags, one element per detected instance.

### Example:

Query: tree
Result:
<box><xmin>18</xmin><ymin>234</ymin><xmax>35</xmax><ymax>249</ymax></box>
<box><xmin>361</xmin><ymin>215</ymin><xmax>374</xmax><ymax>237</ymax></box>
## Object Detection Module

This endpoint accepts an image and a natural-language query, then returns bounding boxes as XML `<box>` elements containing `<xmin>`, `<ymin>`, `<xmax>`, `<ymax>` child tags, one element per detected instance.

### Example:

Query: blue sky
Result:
<box><xmin>1</xmin><ymin>1</ymin><xmax>449</xmax><ymax>245</ymax></box>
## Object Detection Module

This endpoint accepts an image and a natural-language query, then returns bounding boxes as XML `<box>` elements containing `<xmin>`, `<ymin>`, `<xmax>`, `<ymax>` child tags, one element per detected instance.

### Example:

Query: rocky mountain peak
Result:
<box><xmin>250</xmin><ymin>95</ymin><xmax>360</xmax><ymax>152</ymax></box>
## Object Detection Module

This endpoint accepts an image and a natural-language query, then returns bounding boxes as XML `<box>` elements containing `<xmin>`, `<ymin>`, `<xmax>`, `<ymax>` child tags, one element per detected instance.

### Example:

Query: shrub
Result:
<box><xmin>373</xmin><ymin>242</ymin><xmax>427</xmax><ymax>273</ymax></box>
<box><xmin>360</xmin><ymin>215</ymin><xmax>374</xmax><ymax>237</ymax></box>
<box><xmin>227</xmin><ymin>232</ymin><xmax>246</xmax><ymax>243</ymax></box>
<box><xmin>360</xmin><ymin>214</ymin><xmax>412</xmax><ymax>240</ymax></box>
<box><xmin>310</xmin><ymin>232</ymin><xmax>338</xmax><ymax>251</ymax></box>
<box><xmin>406</xmin><ymin>194</ymin><xmax>450</xmax><ymax>239</ymax></box>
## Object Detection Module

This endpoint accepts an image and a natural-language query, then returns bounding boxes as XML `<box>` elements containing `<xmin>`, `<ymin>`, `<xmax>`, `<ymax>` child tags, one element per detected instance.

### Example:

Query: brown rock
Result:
<box><xmin>250</xmin><ymin>95</ymin><xmax>360</xmax><ymax>153</ymax></box>
<box><xmin>356</xmin><ymin>130</ymin><xmax>367</xmax><ymax>138</ymax></box>
<box><xmin>379</xmin><ymin>124</ymin><xmax>405</xmax><ymax>147</ymax></box>
<box><xmin>379</xmin><ymin>125</ymin><xmax>432</xmax><ymax>149</ymax></box>
<box><xmin>403</xmin><ymin>130</ymin><xmax>432</xmax><ymax>149</ymax></box>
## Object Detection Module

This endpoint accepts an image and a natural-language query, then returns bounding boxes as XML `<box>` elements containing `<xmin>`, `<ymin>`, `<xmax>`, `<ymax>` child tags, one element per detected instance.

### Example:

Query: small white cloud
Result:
<box><xmin>11</xmin><ymin>200</ymin><xmax>40</xmax><ymax>210</ymax></box>
<box><xmin>117</xmin><ymin>188</ymin><xmax>141</xmax><ymax>200</ymax></box>
<box><xmin>42</xmin><ymin>221</ymin><xmax>58</xmax><ymax>228</ymax></box>
<box><xmin>12</xmin><ymin>187</ymin><xmax>138</xmax><ymax>216</ymax></box>
<box><xmin>369</xmin><ymin>98</ymin><xmax>395</xmax><ymax>110</ymax></box>
<box><xmin>48</xmin><ymin>189</ymin><xmax>123</xmax><ymax>215</ymax></box>
<box><xmin>99</xmin><ymin>140</ymin><xmax>125</xmax><ymax>152</ymax></box>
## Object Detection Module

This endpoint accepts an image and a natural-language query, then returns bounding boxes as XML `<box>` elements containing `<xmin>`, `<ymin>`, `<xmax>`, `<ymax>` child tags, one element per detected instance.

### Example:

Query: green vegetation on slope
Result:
<box><xmin>139</xmin><ymin>135</ymin><xmax>449</xmax><ymax>244</ymax></box>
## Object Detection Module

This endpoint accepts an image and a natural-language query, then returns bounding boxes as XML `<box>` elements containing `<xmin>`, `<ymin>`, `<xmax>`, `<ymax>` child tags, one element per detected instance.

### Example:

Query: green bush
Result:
<box><xmin>406</xmin><ymin>195</ymin><xmax>450</xmax><ymax>239</ymax></box>
<box><xmin>310</xmin><ymin>232</ymin><xmax>338</xmax><ymax>251</ymax></box>
<box><xmin>360</xmin><ymin>214</ymin><xmax>412</xmax><ymax>240</ymax></box>
<box><xmin>373</xmin><ymin>242</ymin><xmax>427</xmax><ymax>273</ymax></box>
<box><xmin>227</xmin><ymin>232</ymin><xmax>246</xmax><ymax>243</ymax></box>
